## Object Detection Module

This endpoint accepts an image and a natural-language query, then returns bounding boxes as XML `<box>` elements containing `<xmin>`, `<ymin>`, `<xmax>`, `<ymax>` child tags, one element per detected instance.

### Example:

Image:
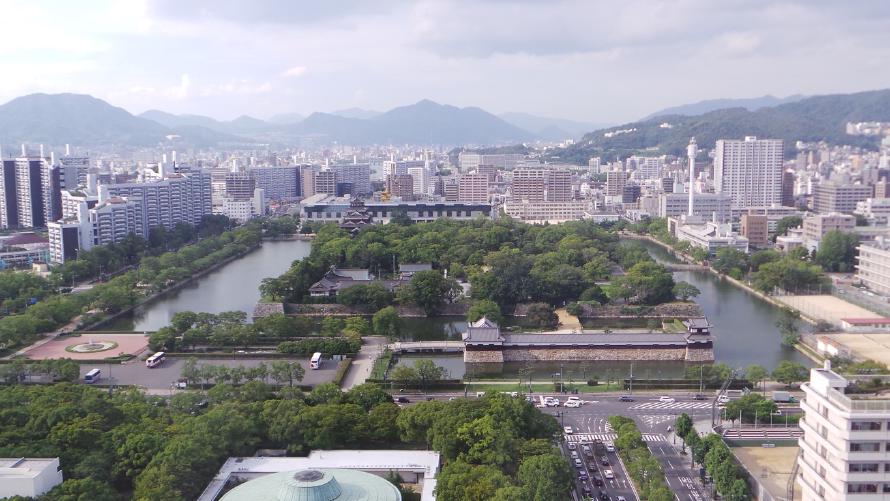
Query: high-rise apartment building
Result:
<box><xmin>332</xmin><ymin>164</ymin><xmax>371</xmax><ymax>196</ymax></box>
<box><xmin>0</xmin><ymin>156</ymin><xmax>61</xmax><ymax>229</ymax></box>
<box><xmin>512</xmin><ymin>169</ymin><xmax>546</xmax><ymax>202</ymax></box>
<box><xmin>407</xmin><ymin>166</ymin><xmax>428</xmax><ymax>196</ymax></box>
<box><xmin>797</xmin><ymin>362</ymin><xmax>890</xmax><ymax>500</ymax></box>
<box><xmin>58</xmin><ymin>154</ymin><xmax>90</xmax><ymax>189</ymax></box>
<box><xmin>104</xmin><ymin>171</ymin><xmax>212</xmax><ymax>230</ymax></box>
<box><xmin>249</xmin><ymin>165</ymin><xmax>300</xmax><ymax>200</ymax></box>
<box><xmin>740</xmin><ymin>214</ymin><xmax>769</xmax><ymax>248</ymax></box>
<box><xmin>300</xmin><ymin>166</ymin><xmax>316</xmax><ymax>198</ymax></box>
<box><xmin>626</xmin><ymin>156</ymin><xmax>664</xmax><ymax>179</ymax></box>
<box><xmin>458</xmin><ymin>173</ymin><xmax>489</xmax><ymax>203</ymax></box>
<box><xmin>782</xmin><ymin>170</ymin><xmax>795</xmax><ymax>207</ymax></box>
<box><xmin>714</xmin><ymin>137</ymin><xmax>784</xmax><ymax>208</ymax></box>
<box><xmin>546</xmin><ymin>170</ymin><xmax>573</xmax><ymax>202</ymax></box>
<box><xmin>857</xmin><ymin>237</ymin><xmax>890</xmax><ymax>295</ymax></box>
<box><xmin>386</xmin><ymin>174</ymin><xmax>415</xmax><ymax>200</ymax></box>
<box><xmin>225</xmin><ymin>171</ymin><xmax>256</xmax><ymax>200</ymax></box>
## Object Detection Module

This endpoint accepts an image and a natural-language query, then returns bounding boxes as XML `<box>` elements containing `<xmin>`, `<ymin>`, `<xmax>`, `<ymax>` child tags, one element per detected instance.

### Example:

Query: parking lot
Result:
<box><xmin>78</xmin><ymin>355</ymin><xmax>338</xmax><ymax>390</ymax></box>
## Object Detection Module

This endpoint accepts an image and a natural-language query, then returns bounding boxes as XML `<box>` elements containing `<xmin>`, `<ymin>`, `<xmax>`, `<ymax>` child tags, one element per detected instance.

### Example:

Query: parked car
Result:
<box><xmin>617</xmin><ymin>496</ymin><xmax>627</xmax><ymax>501</ymax></box>
<box><xmin>717</xmin><ymin>395</ymin><xmax>730</xmax><ymax>404</ymax></box>
<box><xmin>599</xmin><ymin>490</ymin><xmax>609</xmax><ymax>500</ymax></box>
<box><xmin>693</xmin><ymin>393</ymin><xmax>706</xmax><ymax>400</ymax></box>
<box><xmin>571</xmin><ymin>451</ymin><xmax>579</xmax><ymax>459</ymax></box>
<box><xmin>603</xmin><ymin>469</ymin><xmax>614</xmax><ymax>479</ymax></box>
<box><xmin>396</xmin><ymin>396</ymin><xmax>410</xmax><ymax>403</ymax></box>
<box><xmin>658</xmin><ymin>396</ymin><xmax>675</xmax><ymax>403</ymax></box>
<box><xmin>564</xmin><ymin>399</ymin><xmax>582</xmax><ymax>408</ymax></box>
<box><xmin>618</xmin><ymin>395</ymin><xmax>634</xmax><ymax>402</ymax></box>
<box><xmin>579</xmin><ymin>470</ymin><xmax>588</xmax><ymax>480</ymax></box>
<box><xmin>564</xmin><ymin>426</ymin><xmax>574</xmax><ymax>434</ymax></box>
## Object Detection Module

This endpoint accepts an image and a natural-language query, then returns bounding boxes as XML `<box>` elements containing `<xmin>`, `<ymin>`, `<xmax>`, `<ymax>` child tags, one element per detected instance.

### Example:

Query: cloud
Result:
<box><xmin>145</xmin><ymin>0</ymin><xmax>405</xmax><ymax>25</ymax></box>
<box><xmin>282</xmin><ymin>66</ymin><xmax>307</xmax><ymax>78</ymax></box>
<box><xmin>164</xmin><ymin>74</ymin><xmax>191</xmax><ymax>99</ymax></box>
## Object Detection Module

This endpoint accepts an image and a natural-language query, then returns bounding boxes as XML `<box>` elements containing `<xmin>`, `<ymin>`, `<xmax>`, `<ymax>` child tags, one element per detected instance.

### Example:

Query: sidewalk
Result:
<box><xmin>340</xmin><ymin>336</ymin><xmax>387</xmax><ymax>390</ymax></box>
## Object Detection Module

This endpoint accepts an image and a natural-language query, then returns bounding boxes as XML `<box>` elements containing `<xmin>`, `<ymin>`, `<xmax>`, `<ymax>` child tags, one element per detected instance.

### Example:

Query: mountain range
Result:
<box><xmin>556</xmin><ymin>88</ymin><xmax>890</xmax><ymax>164</ymax></box>
<box><xmin>642</xmin><ymin>95</ymin><xmax>806</xmax><ymax>120</ymax></box>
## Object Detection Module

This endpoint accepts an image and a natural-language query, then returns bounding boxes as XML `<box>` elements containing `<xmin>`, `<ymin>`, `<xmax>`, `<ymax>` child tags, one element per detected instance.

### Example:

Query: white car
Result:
<box><xmin>658</xmin><ymin>396</ymin><xmax>675</xmax><ymax>403</ymax></box>
<box><xmin>564</xmin><ymin>426</ymin><xmax>574</xmax><ymax>434</ymax></box>
<box><xmin>717</xmin><ymin>395</ymin><xmax>730</xmax><ymax>404</ymax></box>
<box><xmin>603</xmin><ymin>469</ymin><xmax>614</xmax><ymax>479</ymax></box>
<box><xmin>546</xmin><ymin>398</ymin><xmax>560</xmax><ymax>407</ymax></box>
<box><xmin>605</xmin><ymin>443</ymin><xmax>616</xmax><ymax>453</ymax></box>
<box><xmin>564</xmin><ymin>400</ymin><xmax>582</xmax><ymax>408</ymax></box>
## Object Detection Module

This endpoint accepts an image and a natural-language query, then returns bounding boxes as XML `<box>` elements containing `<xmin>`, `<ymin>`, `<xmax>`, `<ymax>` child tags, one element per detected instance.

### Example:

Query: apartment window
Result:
<box><xmin>851</xmin><ymin>421</ymin><xmax>882</xmax><ymax>431</ymax></box>
<box><xmin>850</xmin><ymin>442</ymin><xmax>881</xmax><ymax>452</ymax></box>
<box><xmin>848</xmin><ymin>484</ymin><xmax>878</xmax><ymax>493</ymax></box>
<box><xmin>884</xmin><ymin>484</ymin><xmax>890</xmax><ymax>493</ymax></box>
<box><xmin>850</xmin><ymin>463</ymin><xmax>880</xmax><ymax>473</ymax></box>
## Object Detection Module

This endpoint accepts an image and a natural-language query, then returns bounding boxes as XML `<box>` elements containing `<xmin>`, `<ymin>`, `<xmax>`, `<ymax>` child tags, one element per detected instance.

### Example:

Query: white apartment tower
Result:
<box><xmin>714</xmin><ymin>136</ymin><xmax>784</xmax><ymax>209</ymax></box>
<box><xmin>797</xmin><ymin>362</ymin><xmax>890</xmax><ymax>500</ymax></box>
<box><xmin>688</xmin><ymin>137</ymin><xmax>697</xmax><ymax>216</ymax></box>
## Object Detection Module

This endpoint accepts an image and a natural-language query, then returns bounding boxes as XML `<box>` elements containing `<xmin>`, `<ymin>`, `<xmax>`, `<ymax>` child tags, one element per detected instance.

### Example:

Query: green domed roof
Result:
<box><xmin>220</xmin><ymin>468</ymin><xmax>402</xmax><ymax>501</ymax></box>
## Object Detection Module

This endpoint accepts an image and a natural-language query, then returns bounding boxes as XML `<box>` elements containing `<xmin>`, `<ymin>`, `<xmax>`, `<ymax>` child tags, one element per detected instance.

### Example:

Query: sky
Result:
<box><xmin>2</xmin><ymin>0</ymin><xmax>889</xmax><ymax>124</ymax></box>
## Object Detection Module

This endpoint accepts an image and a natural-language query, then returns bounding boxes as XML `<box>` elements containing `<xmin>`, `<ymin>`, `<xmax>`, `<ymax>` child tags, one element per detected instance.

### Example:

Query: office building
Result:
<box><xmin>0</xmin><ymin>458</ymin><xmax>63</xmax><ymax>498</ymax></box>
<box><xmin>797</xmin><ymin>362</ymin><xmax>890</xmax><ymax>500</ymax></box>
<box><xmin>813</xmin><ymin>182</ymin><xmax>874</xmax><ymax>214</ymax></box>
<box><xmin>803</xmin><ymin>213</ymin><xmax>856</xmax><ymax>250</ymax></box>
<box><xmin>313</xmin><ymin>170</ymin><xmax>337</xmax><ymax>196</ymax></box>
<box><xmin>588</xmin><ymin>157</ymin><xmax>602</xmax><ymax>174</ymax></box>
<box><xmin>301</xmin><ymin>195</ymin><xmax>491</xmax><ymax>224</ymax></box>
<box><xmin>658</xmin><ymin>193</ymin><xmax>732</xmax><ymax>222</ymax></box>
<box><xmin>622</xmin><ymin>185</ymin><xmax>641</xmax><ymax>204</ymax></box>
<box><xmin>857</xmin><ymin>237</ymin><xmax>890</xmax><ymax>295</ymax></box>
<box><xmin>224</xmin><ymin>171</ymin><xmax>255</xmax><ymax>200</ymax></box>
<box><xmin>855</xmin><ymin>198</ymin><xmax>890</xmax><ymax>225</ymax></box>
<box><xmin>740</xmin><ymin>214</ymin><xmax>769</xmax><ymax>248</ymax></box>
<box><xmin>58</xmin><ymin>152</ymin><xmax>90</xmax><ymax>189</ymax></box>
<box><xmin>219</xmin><ymin>188</ymin><xmax>266</xmax><ymax>223</ymax></box>
<box><xmin>512</xmin><ymin>169</ymin><xmax>546</xmax><ymax>202</ymax></box>
<box><xmin>503</xmin><ymin>200</ymin><xmax>590</xmax><ymax>223</ymax></box>
<box><xmin>714</xmin><ymin>137</ymin><xmax>784</xmax><ymax>208</ymax></box>
<box><xmin>669</xmin><ymin>216</ymin><xmax>749</xmax><ymax>254</ymax></box>
<box><xmin>443</xmin><ymin>180</ymin><xmax>459</xmax><ymax>202</ymax></box>
<box><xmin>458</xmin><ymin>173</ymin><xmax>489</xmax><ymax>203</ymax></box>
<box><xmin>407</xmin><ymin>166</ymin><xmax>428</xmax><ymax>196</ymax></box>
<box><xmin>605</xmin><ymin>170</ymin><xmax>627</xmax><ymax>197</ymax></box>
<box><xmin>249</xmin><ymin>165</ymin><xmax>300</xmax><ymax>200</ymax></box>
<box><xmin>300</xmin><ymin>166</ymin><xmax>316</xmax><ymax>198</ymax></box>
<box><xmin>459</xmin><ymin>152</ymin><xmax>523</xmax><ymax>172</ymax></box>
<box><xmin>386</xmin><ymin>174</ymin><xmax>415</xmax><ymax>200</ymax></box>
<box><xmin>626</xmin><ymin>156</ymin><xmax>664</xmax><ymax>179</ymax></box>
<box><xmin>782</xmin><ymin>170</ymin><xmax>795</xmax><ymax>207</ymax></box>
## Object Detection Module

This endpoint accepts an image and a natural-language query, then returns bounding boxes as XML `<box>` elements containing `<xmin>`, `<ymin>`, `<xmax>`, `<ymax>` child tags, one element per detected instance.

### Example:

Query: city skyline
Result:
<box><xmin>2</xmin><ymin>0</ymin><xmax>889</xmax><ymax>123</ymax></box>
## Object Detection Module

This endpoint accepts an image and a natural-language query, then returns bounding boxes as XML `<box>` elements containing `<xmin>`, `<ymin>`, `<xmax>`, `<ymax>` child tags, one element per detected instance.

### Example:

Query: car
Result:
<box><xmin>592</xmin><ymin>476</ymin><xmax>603</xmax><ymax>486</ymax></box>
<box><xmin>567</xmin><ymin>442</ymin><xmax>577</xmax><ymax>450</ymax></box>
<box><xmin>717</xmin><ymin>395</ymin><xmax>731</xmax><ymax>404</ymax></box>
<box><xmin>396</xmin><ymin>396</ymin><xmax>410</xmax><ymax>403</ymax></box>
<box><xmin>600</xmin><ymin>456</ymin><xmax>609</xmax><ymax>466</ymax></box>
<box><xmin>693</xmin><ymin>393</ymin><xmax>706</xmax><ymax>400</ymax></box>
<box><xmin>546</xmin><ymin>398</ymin><xmax>560</xmax><ymax>407</ymax></box>
<box><xmin>603</xmin><ymin>469</ymin><xmax>614</xmax><ymax>479</ymax></box>
<box><xmin>599</xmin><ymin>490</ymin><xmax>609</xmax><ymax>500</ymax></box>
<box><xmin>605</xmin><ymin>443</ymin><xmax>615</xmax><ymax>453</ymax></box>
<box><xmin>579</xmin><ymin>470</ymin><xmax>588</xmax><ymax>480</ymax></box>
<box><xmin>658</xmin><ymin>396</ymin><xmax>675</xmax><ymax>403</ymax></box>
<box><xmin>571</xmin><ymin>451</ymin><xmax>579</xmax><ymax>459</ymax></box>
<box><xmin>574</xmin><ymin>458</ymin><xmax>583</xmax><ymax>468</ymax></box>
<box><xmin>616</xmin><ymin>497</ymin><xmax>627</xmax><ymax>501</ymax></box>
<box><xmin>618</xmin><ymin>395</ymin><xmax>634</xmax><ymax>402</ymax></box>
<box><xmin>564</xmin><ymin>426</ymin><xmax>574</xmax><ymax>434</ymax></box>
<box><xmin>174</xmin><ymin>379</ymin><xmax>188</xmax><ymax>389</ymax></box>
<box><xmin>565</xmin><ymin>396</ymin><xmax>582</xmax><ymax>404</ymax></box>
<box><xmin>564</xmin><ymin>400</ymin><xmax>582</xmax><ymax>408</ymax></box>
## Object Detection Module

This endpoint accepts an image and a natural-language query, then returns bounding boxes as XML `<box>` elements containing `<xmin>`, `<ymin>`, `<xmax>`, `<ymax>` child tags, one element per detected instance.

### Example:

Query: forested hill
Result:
<box><xmin>555</xmin><ymin>88</ymin><xmax>890</xmax><ymax>163</ymax></box>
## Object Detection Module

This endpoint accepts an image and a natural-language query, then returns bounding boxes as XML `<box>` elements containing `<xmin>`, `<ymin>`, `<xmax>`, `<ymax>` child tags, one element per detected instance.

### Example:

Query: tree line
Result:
<box><xmin>261</xmin><ymin>218</ymin><xmax>689</xmax><ymax>316</ymax></box>
<box><xmin>0</xmin><ymin>383</ymin><xmax>570</xmax><ymax>501</ymax></box>
<box><xmin>675</xmin><ymin>414</ymin><xmax>749</xmax><ymax>501</ymax></box>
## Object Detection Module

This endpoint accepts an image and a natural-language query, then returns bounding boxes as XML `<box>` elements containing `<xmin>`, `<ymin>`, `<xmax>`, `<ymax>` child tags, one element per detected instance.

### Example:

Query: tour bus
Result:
<box><xmin>145</xmin><ymin>351</ymin><xmax>166</xmax><ymax>368</ymax></box>
<box><xmin>84</xmin><ymin>368</ymin><xmax>101</xmax><ymax>384</ymax></box>
<box><xmin>310</xmin><ymin>352</ymin><xmax>322</xmax><ymax>369</ymax></box>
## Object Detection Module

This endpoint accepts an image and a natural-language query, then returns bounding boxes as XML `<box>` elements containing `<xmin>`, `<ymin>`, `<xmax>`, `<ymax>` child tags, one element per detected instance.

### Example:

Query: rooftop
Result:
<box><xmin>0</xmin><ymin>458</ymin><xmax>59</xmax><ymax>479</ymax></box>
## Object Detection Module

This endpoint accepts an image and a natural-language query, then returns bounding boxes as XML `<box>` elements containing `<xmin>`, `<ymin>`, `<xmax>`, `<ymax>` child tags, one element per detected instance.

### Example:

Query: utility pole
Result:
<box><xmin>629</xmin><ymin>363</ymin><xmax>634</xmax><ymax>394</ymax></box>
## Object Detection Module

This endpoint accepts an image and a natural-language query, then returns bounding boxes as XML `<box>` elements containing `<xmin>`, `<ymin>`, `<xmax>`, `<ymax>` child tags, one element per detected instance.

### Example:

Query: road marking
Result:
<box><xmin>642</xmin><ymin>433</ymin><xmax>666</xmax><ymax>442</ymax></box>
<box><xmin>630</xmin><ymin>401</ymin><xmax>712</xmax><ymax>410</ymax></box>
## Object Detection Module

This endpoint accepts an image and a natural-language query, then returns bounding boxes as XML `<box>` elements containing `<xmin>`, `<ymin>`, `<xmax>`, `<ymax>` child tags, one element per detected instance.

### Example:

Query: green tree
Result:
<box><xmin>43</xmin><ymin>478</ymin><xmax>120</xmax><ymax>501</ymax></box>
<box><xmin>435</xmin><ymin>461</ymin><xmax>514</xmax><ymax>501</ymax></box>
<box><xmin>321</xmin><ymin>316</ymin><xmax>345</xmax><ymax>336</ymax></box>
<box><xmin>674</xmin><ymin>413</ymin><xmax>693</xmax><ymax>448</ymax></box>
<box><xmin>753</xmin><ymin>257</ymin><xmax>826</xmax><ymax>294</ymax></box>
<box><xmin>672</xmin><ymin>281</ymin><xmax>701</xmax><ymax>301</ymax></box>
<box><xmin>337</xmin><ymin>283</ymin><xmax>394</xmax><ymax>310</ymax></box>
<box><xmin>612</xmin><ymin>261</ymin><xmax>675</xmax><ymax>305</ymax></box>
<box><xmin>724</xmin><ymin>393</ymin><xmax>778</xmax><ymax>424</ymax></box>
<box><xmin>772</xmin><ymin>360</ymin><xmax>808</xmax><ymax>386</ymax></box>
<box><xmin>372</xmin><ymin>306</ymin><xmax>402</xmax><ymax>339</ymax></box>
<box><xmin>815</xmin><ymin>230</ymin><xmax>859</xmax><ymax>272</ymax></box>
<box><xmin>776</xmin><ymin>308</ymin><xmax>800</xmax><ymax>346</ymax></box>
<box><xmin>773</xmin><ymin>216</ymin><xmax>802</xmax><ymax>242</ymax></box>
<box><xmin>516</xmin><ymin>454</ymin><xmax>572</xmax><ymax>501</ymax></box>
<box><xmin>270</xmin><ymin>360</ymin><xmax>305</xmax><ymax>387</ymax></box>
<box><xmin>467</xmin><ymin>299</ymin><xmax>503</xmax><ymax>325</ymax></box>
<box><xmin>524</xmin><ymin>303</ymin><xmax>558</xmax><ymax>328</ymax></box>
<box><xmin>398</xmin><ymin>270</ymin><xmax>462</xmax><ymax>315</ymax></box>
<box><xmin>745</xmin><ymin>364</ymin><xmax>769</xmax><ymax>392</ymax></box>
<box><xmin>309</xmin><ymin>382</ymin><xmax>344</xmax><ymax>405</ymax></box>
<box><xmin>712</xmin><ymin>248</ymin><xmax>749</xmax><ymax>276</ymax></box>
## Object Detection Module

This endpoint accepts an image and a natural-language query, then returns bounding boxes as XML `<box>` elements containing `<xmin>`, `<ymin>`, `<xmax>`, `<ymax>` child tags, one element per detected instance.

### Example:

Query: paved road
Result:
<box><xmin>79</xmin><ymin>356</ymin><xmax>337</xmax><ymax>389</ymax></box>
<box><xmin>341</xmin><ymin>336</ymin><xmax>388</xmax><ymax>389</ymax></box>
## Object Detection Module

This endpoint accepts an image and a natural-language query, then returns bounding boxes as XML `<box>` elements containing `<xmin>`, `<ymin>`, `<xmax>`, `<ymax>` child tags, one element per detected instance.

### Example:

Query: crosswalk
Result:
<box><xmin>565</xmin><ymin>433</ymin><xmax>666</xmax><ymax>443</ymax></box>
<box><xmin>629</xmin><ymin>401</ymin><xmax>713</xmax><ymax>410</ymax></box>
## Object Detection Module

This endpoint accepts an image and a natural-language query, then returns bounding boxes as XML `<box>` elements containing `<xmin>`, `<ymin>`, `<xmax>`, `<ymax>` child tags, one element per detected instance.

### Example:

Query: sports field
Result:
<box><xmin>824</xmin><ymin>333</ymin><xmax>890</xmax><ymax>366</ymax></box>
<box><xmin>775</xmin><ymin>295</ymin><xmax>881</xmax><ymax>325</ymax></box>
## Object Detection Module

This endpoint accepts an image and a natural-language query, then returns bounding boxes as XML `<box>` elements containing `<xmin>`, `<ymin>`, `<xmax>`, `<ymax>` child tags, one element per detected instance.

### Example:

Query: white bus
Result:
<box><xmin>84</xmin><ymin>368</ymin><xmax>101</xmax><ymax>384</ymax></box>
<box><xmin>310</xmin><ymin>352</ymin><xmax>322</xmax><ymax>369</ymax></box>
<box><xmin>146</xmin><ymin>352</ymin><xmax>166</xmax><ymax>368</ymax></box>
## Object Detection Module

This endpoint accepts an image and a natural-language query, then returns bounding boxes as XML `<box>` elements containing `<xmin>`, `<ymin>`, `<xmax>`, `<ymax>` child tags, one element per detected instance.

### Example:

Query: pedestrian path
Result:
<box><xmin>630</xmin><ymin>401</ymin><xmax>713</xmax><ymax>410</ymax></box>
<box><xmin>721</xmin><ymin>427</ymin><xmax>803</xmax><ymax>440</ymax></box>
<box><xmin>565</xmin><ymin>433</ymin><xmax>666</xmax><ymax>443</ymax></box>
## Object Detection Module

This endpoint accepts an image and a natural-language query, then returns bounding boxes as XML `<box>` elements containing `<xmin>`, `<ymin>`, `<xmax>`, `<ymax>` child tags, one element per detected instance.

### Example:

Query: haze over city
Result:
<box><xmin>3</xmin><ymin>0</ymin><xmax>890</xmax><ymax>122</ymax></box>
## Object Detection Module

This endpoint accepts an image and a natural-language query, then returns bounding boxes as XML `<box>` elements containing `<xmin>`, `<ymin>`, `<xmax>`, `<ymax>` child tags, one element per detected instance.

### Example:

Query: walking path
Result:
<box><xmin>340</xmin><ymin>336</ymin><xmax>388</xmax><ymax>390</ymax></box>
<box><xmin>555</xmin><ymin>308</ymin><xmax>582</xmax><ymax>331</ymax></box>
<box><xmin>3</xmin><ymin>316</ymin><xmax>81</xmax><ymax>360</ymax></box>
